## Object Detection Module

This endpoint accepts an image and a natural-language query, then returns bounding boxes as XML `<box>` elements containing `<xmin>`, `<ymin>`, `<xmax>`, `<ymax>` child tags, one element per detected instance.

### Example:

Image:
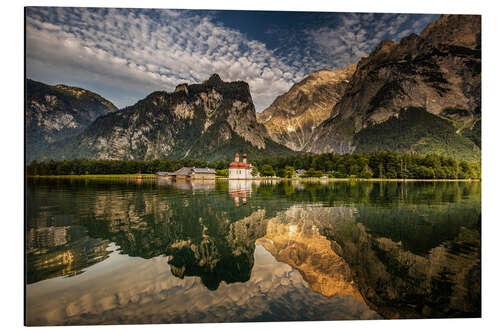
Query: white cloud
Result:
<box><xmin>26</xmin><ymin>8</ymin><xmax>302</xmax><ymax>111</ymax></box>
<box><xmin>25</xmin><ymin>8</ymin><xmax>438</xmax><ymax>112</ymax></box>
<box><xmin>304</xmin><ymin>13</ymin><xmax>438</xmax><ymax>70</ymax></box>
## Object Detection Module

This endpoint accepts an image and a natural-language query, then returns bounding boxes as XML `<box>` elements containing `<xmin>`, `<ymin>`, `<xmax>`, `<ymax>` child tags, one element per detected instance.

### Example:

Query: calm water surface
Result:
<box><xmin>26</xmin><ymin>178</ymin><xmax>481</xmax><ymax>325</ymax></box>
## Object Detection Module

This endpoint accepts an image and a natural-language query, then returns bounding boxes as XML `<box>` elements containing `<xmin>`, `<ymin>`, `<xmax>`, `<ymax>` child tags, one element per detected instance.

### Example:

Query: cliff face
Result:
<box><xmin>42</xmin><ymin>74</ymin><xmax>292</xmax><ymax>161</ymax></box>
<box><xmin>257</xmin><ymin>65</ymin><xmax>356</xmax><ymax>151</ymax></box>
<box><xmin>26</xmin><ymin>79</ymin><xmax>117</xmax><ymax>161</ymax></box>
<box><xmin>304</xmin><ymin>14</ymin><xmax>481</xmax><ymax>161</ymax></box>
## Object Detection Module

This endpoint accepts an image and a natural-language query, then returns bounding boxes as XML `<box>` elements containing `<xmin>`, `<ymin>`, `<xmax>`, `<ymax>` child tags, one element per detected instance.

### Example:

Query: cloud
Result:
<box><xmin>25</xmin><ymin>8</ymin><xmax>439</xmax><ymax>112</ymax></box>
<box><xmin>303</xmin><ymin>13</ymin><xmax>439</xmax><ymax>70</ymax></box>
<box><xmin>26</xmin><ymin>7</ymin><xmax>304</xmax><ymax>111</ymax></box>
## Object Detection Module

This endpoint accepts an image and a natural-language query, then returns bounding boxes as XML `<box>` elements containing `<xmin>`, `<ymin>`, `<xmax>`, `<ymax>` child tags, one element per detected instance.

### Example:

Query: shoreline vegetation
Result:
<box><xmin>26</xmin><ymin>175</ymin><xmax>480</xmax><ymax>182</ymax></box>
<box><xmin>26</xmin><ymin>151</ymin><xmax>481</xmax><ymax>181</ymax></box>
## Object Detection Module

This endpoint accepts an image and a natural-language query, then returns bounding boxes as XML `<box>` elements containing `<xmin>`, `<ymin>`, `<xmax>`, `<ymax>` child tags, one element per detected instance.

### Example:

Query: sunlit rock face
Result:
<box><xmin>26</xmin><ymin>79</ymin><xmax>117</xmax><ymax>161</ymax></box>
<box><xmin>306</xmin><ymin>15</ymin><xmax>481</xmax><ymax>161</ymax></box>
<box><xmin>41</xmin><ymin>74</ymin><xmax>292</xmax><ymax>161</ymax></box>
<box><xmin>257</xmin><ymin>65</ymin><xmax>356</xmax><ymax>151</ymax></box>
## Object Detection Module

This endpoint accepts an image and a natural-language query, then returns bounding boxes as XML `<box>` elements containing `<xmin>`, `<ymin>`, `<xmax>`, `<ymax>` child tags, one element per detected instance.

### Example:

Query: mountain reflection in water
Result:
<box><xmin>26</xmin><ymin>178</ymin><xmax>481</xmax><ymax>325</ymax></box>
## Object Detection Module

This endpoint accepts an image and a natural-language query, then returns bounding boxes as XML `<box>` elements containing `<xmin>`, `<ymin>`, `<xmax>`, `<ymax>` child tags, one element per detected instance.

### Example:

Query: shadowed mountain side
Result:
<box><xmin>26</xmin><ymin>79</ymin><xmax>117</xmax><ymax>162</ymax></box>
<box><xmin>313</xmin><ymin>205</ymin><xmax>481</xmax><ymax>318</ymax></box>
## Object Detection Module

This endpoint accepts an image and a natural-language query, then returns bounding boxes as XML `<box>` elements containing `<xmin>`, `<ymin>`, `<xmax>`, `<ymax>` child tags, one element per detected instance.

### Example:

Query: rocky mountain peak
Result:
<box><xmin>204</xmin><ymin>73</ymin><xmax>224</xmax><ymax>86</ymax></box>
<box><xmin>174</xmin><ymin>83</ymin><xmax>189</xmax><ymax>95</ymax></box>
<box><xmin>257</xmin><ymin>64</ymin><xmax>356</xmax><ymax>151</ymax></box>
<box><xmin>420</xmin><ymin>14</ymin><xmax>481</xmax><ymax>49</ymax></box>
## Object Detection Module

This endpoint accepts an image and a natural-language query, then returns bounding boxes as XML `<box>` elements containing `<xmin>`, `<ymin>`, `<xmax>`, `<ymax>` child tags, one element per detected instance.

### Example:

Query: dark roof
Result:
<box><xmin>158</xmin><ymin>167</ymin><xmax>216</xmax><ymax>177</ymax></box>
<box><xmin>175</xmin><ymin>167</ymin><xmax>194</xmax><ymax>176</ymax></box>
<box><xmin>192</xmin><ymin>168</ymin><xmax>216</xmax><ymax>174</ymax></box>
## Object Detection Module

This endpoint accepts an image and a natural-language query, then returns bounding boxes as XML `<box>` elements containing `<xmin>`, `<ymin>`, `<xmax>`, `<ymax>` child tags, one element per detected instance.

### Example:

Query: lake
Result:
<box><xmin>25</xmin><ymin>178</ymin><xmax>481</xmax><ymax>325</ymax></box>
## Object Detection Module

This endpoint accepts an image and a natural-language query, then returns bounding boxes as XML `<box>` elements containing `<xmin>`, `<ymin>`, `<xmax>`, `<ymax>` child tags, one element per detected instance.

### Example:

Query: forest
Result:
<box><xmin>26</xmin><ymin>151</ymin><xmax>481</xmax><ymax>179</ymax></box>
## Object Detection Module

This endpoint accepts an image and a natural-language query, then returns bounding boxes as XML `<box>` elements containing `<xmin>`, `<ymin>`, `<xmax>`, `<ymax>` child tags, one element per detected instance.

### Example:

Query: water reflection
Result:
<box><xmin>157</xmin><ymin>178</ymin><xmax>216</xmax><ymax>191</ymax></box>
<box><xmin>26</xmin><ymin>178</ymin><xmax>481</xmax><ymax>324</ymax></box>
<box><xmin>229</xmin><ymin>180</ymin><xmax>253</xmax><ymax>206</ymax></box>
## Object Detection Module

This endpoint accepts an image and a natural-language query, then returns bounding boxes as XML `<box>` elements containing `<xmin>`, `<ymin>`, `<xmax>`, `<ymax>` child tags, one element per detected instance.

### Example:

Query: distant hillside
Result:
<box><xmin>26</xmin><ymin>79</ymin><xmax>117</xmax><ymax>161</ymax></box>
<box><xmin>354</xmin><ymin>107</ymin><xmax>480</xmax><ymax>161</ymax></box>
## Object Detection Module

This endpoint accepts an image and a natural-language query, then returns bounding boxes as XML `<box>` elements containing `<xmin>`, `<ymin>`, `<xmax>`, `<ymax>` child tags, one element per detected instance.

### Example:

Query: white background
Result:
<box><xmin>1</xmin><ymin>0</ymin><xmax>498</xmax><ymax>331</ymax></box>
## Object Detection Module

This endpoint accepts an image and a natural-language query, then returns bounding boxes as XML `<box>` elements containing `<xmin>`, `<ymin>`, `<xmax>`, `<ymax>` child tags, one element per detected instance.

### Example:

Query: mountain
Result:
<box><xmin>257</xmin><ymin>65</ymin><xmax>356</xmax><ymax>151</ymax></box>
<box><xmin>305</xmin><ymin>14</ymin><xmax>481</xmax><ymax>161</ymax></box>
<box><xmin>29</xmin><ymin>15</ymin><xmax>481</xmax><ymax>163</ymax></box>
<box><xmin>26</xmin><ymin>79</ymin><xmax>117</xmax><ymax>161</ymax></box>
<box><xmin>41</xmin><ymin>74</ymin><xmax>293</xmax><ymax>161</ymax></box>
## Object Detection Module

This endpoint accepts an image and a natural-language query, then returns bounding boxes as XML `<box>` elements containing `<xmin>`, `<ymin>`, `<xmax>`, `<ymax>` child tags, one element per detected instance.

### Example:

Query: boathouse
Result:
<box><xmin>156</xmin><ymin>167</ymin><xmax>216</xmax><ymax>180</ymax></box>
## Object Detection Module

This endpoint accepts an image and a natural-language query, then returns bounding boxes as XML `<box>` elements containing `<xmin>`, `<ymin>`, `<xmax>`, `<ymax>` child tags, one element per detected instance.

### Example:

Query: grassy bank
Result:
<box><xmin>201</xmin><ymin>177</ymin><xmax>480</xmax><ymax>182</ymax></box>
<box><xmin>27</xmin><ymin>174</ymin><xmax>156</xmax><ymax>179</ymax></box>
<box><xmin>27</xmin><ymin>174</ymin><xmax>480</xmax><ymax>182</ymax></box>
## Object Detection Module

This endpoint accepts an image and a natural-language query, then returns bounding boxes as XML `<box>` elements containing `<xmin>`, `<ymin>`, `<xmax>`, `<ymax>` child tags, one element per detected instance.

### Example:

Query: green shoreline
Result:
<box><xmin>26</xmin><ymin>174</ymin><xmax>480</xmax><ymax>182</ymax></box>
<box><xmin>27</xmin><ymin>174</ymin><xmax>156</xmax><ymax>179</ymax></box>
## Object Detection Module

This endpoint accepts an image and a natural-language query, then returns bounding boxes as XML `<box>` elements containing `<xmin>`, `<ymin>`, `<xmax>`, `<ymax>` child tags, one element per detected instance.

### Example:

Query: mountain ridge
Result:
<box><xmin>303</xmin><ymin>14</ymin><xmax>481</xmax><ymax>161</ymax></box>
<box><xmin>37</xmin><ymin>74</ymin><xmax>294</xmax><ymax>161</ymax></box>
<box><xmin>257</xmin><ymin>64</ymin><xmax>356</xmax><ymax>151</ymax></box>
<box><xmin>26</xmin><ymin>79</ymin><xmax>117</xmax><ymax>161</ymax></box>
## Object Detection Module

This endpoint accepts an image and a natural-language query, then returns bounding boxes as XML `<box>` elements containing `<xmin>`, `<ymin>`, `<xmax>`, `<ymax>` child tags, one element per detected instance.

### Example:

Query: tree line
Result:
<box><xmin>26</xmin><ymin>151</ymin><xmax>480</xmax><ymax>179</ymax></box>
<box><xmin>252</xmin><ymin>152</ymin><xmax>480</xmax><ymax>179</ymax></box>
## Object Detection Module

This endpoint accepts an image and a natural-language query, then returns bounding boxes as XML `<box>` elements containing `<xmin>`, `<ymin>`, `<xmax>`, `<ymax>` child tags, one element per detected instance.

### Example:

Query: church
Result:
<box><xmin>228</xmin><ymin>153</ymin><xmax>253</xmax><ymax>179</ymax></box>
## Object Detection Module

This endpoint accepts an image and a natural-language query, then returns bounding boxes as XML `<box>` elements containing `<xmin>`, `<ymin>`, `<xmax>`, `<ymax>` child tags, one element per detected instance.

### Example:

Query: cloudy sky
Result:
<box><xmin>26</xmin><ymin>7</ymin><xmax>439</xmax><ymax>112</ymax></box>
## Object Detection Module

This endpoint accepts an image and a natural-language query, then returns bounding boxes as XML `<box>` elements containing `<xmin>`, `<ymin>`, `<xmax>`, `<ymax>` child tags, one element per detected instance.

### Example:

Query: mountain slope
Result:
<box><xmin>353</xmin><ymin>107</ymin><xmax>480</xmax><ymax>161</ymax></box>
<box><xmin>305</xmin><ymin>14</ymin><xmax>481</xmax><ymax>161</ymax></box>
<box><xmin>42</xmin><ymin>74</ymin><xmax>293</xmax><ymax>161</ymax></box>
<box><xmin>257</xmin><ymin>65</ymin><xmax>356</xmax><ymax>151</ymax></box>
<box><xmin>26</xmin><ymin>79</ymin><xmax>117</xmax><ymax>161</ymax></box>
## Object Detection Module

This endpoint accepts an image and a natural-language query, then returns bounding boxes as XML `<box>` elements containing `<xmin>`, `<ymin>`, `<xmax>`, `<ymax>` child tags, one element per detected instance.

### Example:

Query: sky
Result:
<box><xmin>25</xmin><ymin>7</ymin><xmax>439</xmax><ymax>112</ymax></box>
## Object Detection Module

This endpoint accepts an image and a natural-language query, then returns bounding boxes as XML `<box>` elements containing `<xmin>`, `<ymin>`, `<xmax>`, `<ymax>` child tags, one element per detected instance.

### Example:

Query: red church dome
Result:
<box><xmin>238</xmin><ymin>162</ymin><xmax>249</xmax><ymax>169</ymax></box>
<box><xmin>229</xmin><ymin>152</ymin><xmax>249</xmax><ymax>169</ymax></box>
<box><xmin>229</xmin><ymin>162</ymin><xmax>249</xmax><ymax>169</ymax></box>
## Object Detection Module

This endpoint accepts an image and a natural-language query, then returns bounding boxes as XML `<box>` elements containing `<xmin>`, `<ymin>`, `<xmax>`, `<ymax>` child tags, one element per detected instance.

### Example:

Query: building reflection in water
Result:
<box><xmin>228</xmin><ymin>180</ymin><xmax>254</xmax><ymax>206</ymax></box>
<box><xmin>156</xmin><ymin>178</ymin><xmax>216</xmax><ymax>192</ymax></box>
